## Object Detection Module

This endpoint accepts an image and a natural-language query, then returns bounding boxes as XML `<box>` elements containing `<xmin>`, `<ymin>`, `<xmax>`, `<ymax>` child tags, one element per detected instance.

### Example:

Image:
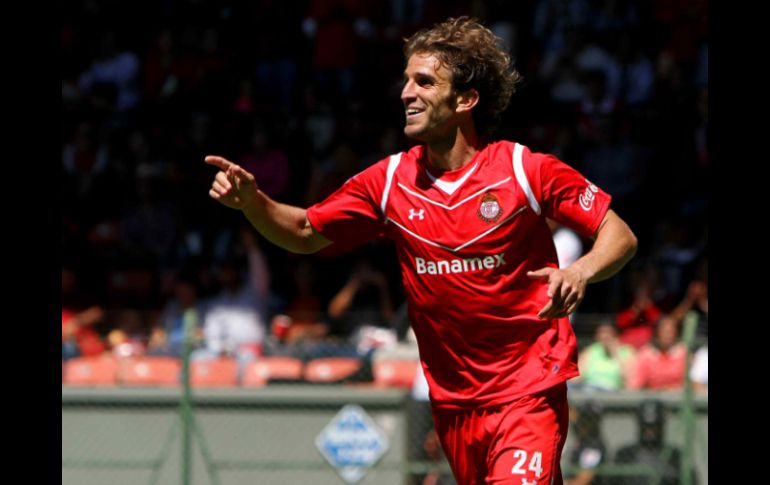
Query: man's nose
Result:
<box><xmin>401</xmin><ymin>81</ymin><xmax>415</xmax><ymax>102</ymax></box>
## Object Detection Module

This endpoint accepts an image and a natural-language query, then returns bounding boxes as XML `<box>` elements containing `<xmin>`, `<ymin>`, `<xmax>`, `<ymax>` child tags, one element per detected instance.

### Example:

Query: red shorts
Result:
<box><xmin>431</xmin><ymin>383</ymin><xmax>569</xmax><ymax>485</ymax></box>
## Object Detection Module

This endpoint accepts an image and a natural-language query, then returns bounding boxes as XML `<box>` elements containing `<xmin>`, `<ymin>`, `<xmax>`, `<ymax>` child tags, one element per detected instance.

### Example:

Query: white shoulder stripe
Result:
<box><xmin>512</xmin><ymin>143</ymin><xmax>541</xmax><ymax>215</ymax></box>
<box><xmin>380</xmin><ymin>153</ymin><xmax>402</xmax><ymax>214</ymax></box>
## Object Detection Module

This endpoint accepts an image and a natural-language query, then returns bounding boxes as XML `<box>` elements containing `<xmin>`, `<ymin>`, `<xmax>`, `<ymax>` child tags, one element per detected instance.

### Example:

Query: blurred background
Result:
<box><xmin>62</xmin><ymin>1</ymin><xmax>708</xmax><ymax>484</ymax></box>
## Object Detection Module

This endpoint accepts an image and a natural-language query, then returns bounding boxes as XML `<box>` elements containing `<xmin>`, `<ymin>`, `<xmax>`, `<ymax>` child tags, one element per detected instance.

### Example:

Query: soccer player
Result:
<box><xmin>205</xmin><ymin>17</ymin><xmax>637</xmax><ymax>485</ymax></box>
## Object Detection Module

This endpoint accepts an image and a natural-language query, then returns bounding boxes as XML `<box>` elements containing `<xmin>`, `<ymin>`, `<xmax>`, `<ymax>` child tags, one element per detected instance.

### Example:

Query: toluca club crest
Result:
<box><xmin>477</xmin><ymin>193</ymin><xmax>503</xmax><ymax>223</ymax></box>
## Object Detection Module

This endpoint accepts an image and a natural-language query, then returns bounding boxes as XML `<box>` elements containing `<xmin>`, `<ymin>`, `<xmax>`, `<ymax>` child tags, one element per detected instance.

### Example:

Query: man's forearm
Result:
<box><xmin>571</xmin><ymin>209</ymin><xmax>638</xmax><ymax>284</ymax></box>
<box><xmin>241</xmin><ymin>191</ymin><xmax>330</xmax><ymax>254</ymax></box>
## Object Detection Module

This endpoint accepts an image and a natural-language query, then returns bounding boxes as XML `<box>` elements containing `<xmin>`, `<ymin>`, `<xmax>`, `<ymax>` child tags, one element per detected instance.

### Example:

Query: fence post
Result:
<box><xmin>180</xmin><ymin>308</ymin><xmax>198</xmax><ymax>485</ymax></box>
<box><xmin>680</xmin><ymin>311</ymin><xmax>698</xmax><ymax>485</ymax></box>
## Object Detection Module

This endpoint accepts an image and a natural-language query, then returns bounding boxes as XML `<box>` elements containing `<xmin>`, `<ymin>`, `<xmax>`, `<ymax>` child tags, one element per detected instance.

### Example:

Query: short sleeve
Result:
<box><xmin>306</xmin><ymin>158</ymin><xmax>389</xmax><ymax>248</ymax></box>
<box><xmin>525</xmin><ymin>150</ymin><xmax>612</xmax><ymax>238</ymax></box>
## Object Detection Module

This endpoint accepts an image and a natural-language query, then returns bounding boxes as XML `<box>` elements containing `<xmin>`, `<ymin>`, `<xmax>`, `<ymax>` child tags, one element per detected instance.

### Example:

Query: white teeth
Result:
<box><xmin>407</xmin><ymin>109</ymin><xmax>421</xmax><ymax>115</ymax></box>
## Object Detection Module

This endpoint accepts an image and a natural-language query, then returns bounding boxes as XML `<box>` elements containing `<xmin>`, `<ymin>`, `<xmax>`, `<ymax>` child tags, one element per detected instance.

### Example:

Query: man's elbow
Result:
<box><xmin>605</xmin><ymin>210</ymin><xmax>638</xmax><ymax>261</ymax></box>
<box><xmin>290</xmin><ymin>243</ymin><xmax>322</xmax><ymax>255</ymax></box>
<box><xmin>287</xmin><ymin>238</ymin><xmax>321</xmax><ymax>255</ymax></box>
<box><xmin>625</xmin><ymin>230</ymin><xmax>639</xmax><ymax>260</ymax></box>
<box><xmin>290</xmin><ymin>232</ymin><xmax>331</xmax><ymax>255</ymax></box>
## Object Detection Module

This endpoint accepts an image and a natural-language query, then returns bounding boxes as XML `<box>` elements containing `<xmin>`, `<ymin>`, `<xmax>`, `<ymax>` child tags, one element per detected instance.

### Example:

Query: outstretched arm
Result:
<box><xmin>528</xmin><ymin>209</ymin><xmax>637</xmax><ymax>319</ymax></box>
<box><xmin>206</xmin><ymin>155</ymin><xmax>331</xmax><ymax>254</ymax></box>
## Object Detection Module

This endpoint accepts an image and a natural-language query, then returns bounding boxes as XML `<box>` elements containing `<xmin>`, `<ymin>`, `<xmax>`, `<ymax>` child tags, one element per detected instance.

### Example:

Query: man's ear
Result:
<box><xmin>456</xmin><ymin>88</ymin><xmax>479</xmax><ymax>113</ymax></box>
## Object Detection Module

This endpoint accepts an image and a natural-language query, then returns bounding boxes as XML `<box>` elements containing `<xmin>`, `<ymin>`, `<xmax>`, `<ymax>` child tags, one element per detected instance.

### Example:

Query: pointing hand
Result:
<box><xmin>205</xmin><ymin>155</ymin><xmax>259</xmax><ymax>210</ymax></box>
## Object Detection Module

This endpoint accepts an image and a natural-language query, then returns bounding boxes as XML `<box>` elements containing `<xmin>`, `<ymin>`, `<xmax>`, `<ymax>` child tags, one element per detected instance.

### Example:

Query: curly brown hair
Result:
<box><xmin>404</xmin><ymin>17</ymin><xmax>522</xmax><ymax>139</ymax></box>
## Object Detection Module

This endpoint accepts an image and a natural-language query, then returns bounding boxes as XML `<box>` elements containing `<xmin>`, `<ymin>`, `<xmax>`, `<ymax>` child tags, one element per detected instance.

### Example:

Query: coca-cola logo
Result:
<box><xmin>579</xmin><ymin>183</ymin><xmax>599</xmax><ymax>211</ymax></box>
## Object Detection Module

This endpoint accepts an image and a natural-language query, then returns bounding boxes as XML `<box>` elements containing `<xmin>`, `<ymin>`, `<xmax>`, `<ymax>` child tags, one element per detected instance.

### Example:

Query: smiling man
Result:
<box><xmin>205</xmin><ymin>17</ymin><xmax>637</xmax><ymax>485</ymax></box>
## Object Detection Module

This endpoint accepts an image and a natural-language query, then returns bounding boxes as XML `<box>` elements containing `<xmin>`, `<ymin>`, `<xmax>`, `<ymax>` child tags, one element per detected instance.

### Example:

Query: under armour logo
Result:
<box><xmin>408</xmin><ymin>208</ymin><xmax>425</xmax><ymax>220</ymax></box>
<box><xmin>521</xmin><ymin>479</ymin><xmax>537</xmax><ymax>485</ymax></box>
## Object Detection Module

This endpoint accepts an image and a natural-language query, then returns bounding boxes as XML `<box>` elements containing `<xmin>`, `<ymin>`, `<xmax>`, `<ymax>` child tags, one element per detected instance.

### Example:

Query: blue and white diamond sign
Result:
<box><xmin>315</xmin><ymin>404</ymin><xmax>390</xmax><ymax>484</ymax></box>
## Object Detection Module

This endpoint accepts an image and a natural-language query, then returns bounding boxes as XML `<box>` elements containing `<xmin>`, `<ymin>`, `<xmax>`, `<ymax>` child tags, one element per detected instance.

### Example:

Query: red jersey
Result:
<box><xmin>307</xmin><ymin>141</ymin><xmax>611</xmax><ymax>409</ymax></box>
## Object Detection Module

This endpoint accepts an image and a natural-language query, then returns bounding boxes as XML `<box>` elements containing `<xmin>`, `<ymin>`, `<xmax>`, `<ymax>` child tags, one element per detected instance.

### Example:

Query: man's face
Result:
<box><xmin>656</xmin><ymin>318</ymin><xmax>678</xmax><ymax>349</ymax></box>
<box><xmin>401</xmin><ymin>53</ymin><xmax>459</xmax><ymax>142</ymax></box>
<box><xmin>595</xmin><ymin>324</ymin><xmax>617</xmax><ymax>347</ymax></box>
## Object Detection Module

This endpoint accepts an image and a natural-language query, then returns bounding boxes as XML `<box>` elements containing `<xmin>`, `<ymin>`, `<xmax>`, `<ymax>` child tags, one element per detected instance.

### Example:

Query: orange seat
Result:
<box><xmin>121</xmin><ymin>356</ymin><xmax>180</xmax><ymax>387</ymax></box>
<box><xmin>63</xmin><ymin>356</ymin><xmax>118</xmax><ymax>386</ymax></box>
<box><xmin>242</xmin><ymin>357</ymin><xmax>304</xmax><ymax>387</ymax></box>
<box><xmin>303</xmin><ymin>357</ymin><xmax>362</xmax><ymax>383</ymax></box>
<box><xmin>373</xmin><ymin>359</ymin><xmax>419</xmax><ymax>389</ymax></box>
<box><xmin>190</xmin><ymin>358</ymin><xmax>239</xmax><ymax>388</ymax></box>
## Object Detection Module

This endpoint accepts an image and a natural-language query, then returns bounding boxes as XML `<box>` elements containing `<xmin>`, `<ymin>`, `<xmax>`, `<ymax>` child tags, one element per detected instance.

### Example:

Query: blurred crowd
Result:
<box><xmin>62</xmin><ymin>0</ymin><xmax>707</xmax><ymax>395</ymax></box>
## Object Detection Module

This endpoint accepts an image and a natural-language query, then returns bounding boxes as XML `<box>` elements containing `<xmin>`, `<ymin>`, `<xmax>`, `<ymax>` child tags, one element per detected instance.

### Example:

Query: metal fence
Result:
<box><xmin>62</xmin><ymin>312</ymin><xmax>707</xmax><ymax>485</ymax></box>
<box><xmin>61</xmin><ymin>388</ymin><xmax>707</xmax><ymax>485</ymax></box>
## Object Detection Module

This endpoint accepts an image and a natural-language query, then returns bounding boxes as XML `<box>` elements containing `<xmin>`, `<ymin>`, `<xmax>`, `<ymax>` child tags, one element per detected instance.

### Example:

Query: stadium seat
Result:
<box><xmin>190</xmin><ymin>358</ymin><xmax>240</xmax><ymax>388</ymax></box>
<box><xmin>373</xmin><ymin>359</ymin><xmax>419</xmax><ymax>389</ymax></box>
<box><xmin>121</xmin><ymin>356</ymin><xmax>181</xmax><ymax>387</ymax></box>
<box><xmin>63</xmin><ymin>356</ymin><xmax>119</xmax><ymax>387</ymax></box>
<box><xmin>242</xmin><ymin>356</ymin><xmax>304</xmax><ymax>387</ymax></box>
<box><xmin>303</xmin><ymin>357</ymin><xmax>362</xmax><ymax>383</ymax></box>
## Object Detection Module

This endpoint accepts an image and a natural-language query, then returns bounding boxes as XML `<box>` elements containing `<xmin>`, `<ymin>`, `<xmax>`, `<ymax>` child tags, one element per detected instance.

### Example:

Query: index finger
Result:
<box><xmin>227</xmin><ymin>164</ymin><xmax>256</xmax><ymax>183</ymax></box>
<box><xmin>205</xmin><ymin>155</ymin><xmax>234</xmax><ymax>171</ymax></box>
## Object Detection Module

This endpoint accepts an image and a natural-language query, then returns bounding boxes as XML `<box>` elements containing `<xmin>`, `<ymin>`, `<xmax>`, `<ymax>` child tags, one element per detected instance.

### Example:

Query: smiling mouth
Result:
<box><xmin>406</xmin><ymin>108</ymin><xmax>424</xmax><ymax>118</ymax></box>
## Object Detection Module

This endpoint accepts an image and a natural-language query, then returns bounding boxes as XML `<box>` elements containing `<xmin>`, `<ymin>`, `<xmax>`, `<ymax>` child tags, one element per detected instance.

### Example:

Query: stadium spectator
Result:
<box><xmin>146</xmin><ymin>269</ymin><xmax>206</xmax><ymax>357</ymax></box>
<box><xmin>275</xmin><ymin>260</ymin><xmax>329</xmax><ymax>346</ymax></box>
<box><xmin>191</xmin><ymin>228</ymin><xmax>271</xmax><ymax>372</ymax></box>
<box><xmin>106</xmin><ymin>309</ymin><xmax>148</xmax><ymax>359</ymax></box>
<box><xmin>575</xmin><ymin>321</ymin><xmax>635</xmax><ymax>392</ymax></box>
<box><xmin>62</xmin><ymin>267</ymin><xmax>106</xmax><ymax>360</ymax></box>
<box><xmin>327</xmin><ymin>256</ymin><xmax>395</xmax><ymax>339</ymax></box>
<box><xmin>626</xmin><ymin>316</ymin><xmax>686</xmax><ymax>391</ymax></box>
<box><xmin>77</xmin><ymin>31</ymin><xmax>141</xmax><ymax>112</ymax></box>
<box><xmin>616</xmin><ymin>269</ymin><xmax>663</xmax><ymax>349</ymax></box>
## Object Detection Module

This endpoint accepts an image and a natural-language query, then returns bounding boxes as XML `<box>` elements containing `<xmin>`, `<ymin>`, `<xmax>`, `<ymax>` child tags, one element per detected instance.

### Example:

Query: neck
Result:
<box><xmin>426</xmin><ymin>123</ymin><xmax>480</xmax><ymax>171</ymax></box>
